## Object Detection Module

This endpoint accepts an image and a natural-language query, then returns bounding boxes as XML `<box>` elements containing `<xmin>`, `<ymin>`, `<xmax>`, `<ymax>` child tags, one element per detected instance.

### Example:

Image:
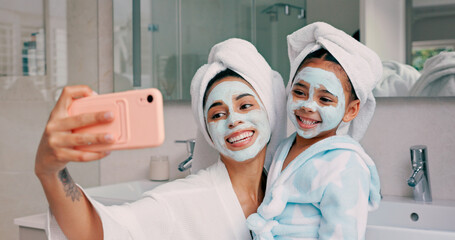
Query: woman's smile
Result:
<box><xmin>225</xmin><ymin>129</ymin><xmax>257</xmax><ymax>150</ymax></box>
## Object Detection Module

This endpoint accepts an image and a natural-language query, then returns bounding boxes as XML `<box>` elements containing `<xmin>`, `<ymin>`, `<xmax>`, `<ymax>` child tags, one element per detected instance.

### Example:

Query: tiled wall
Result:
<box><xmin>0</xmin><ymin>1</ymin><xmax>102</xmax><ymax>239</ymax></box>
<box><xmin>362</xmin><ymin>97</ymin><xmax>455</xmax><ymax>201</ymax></box>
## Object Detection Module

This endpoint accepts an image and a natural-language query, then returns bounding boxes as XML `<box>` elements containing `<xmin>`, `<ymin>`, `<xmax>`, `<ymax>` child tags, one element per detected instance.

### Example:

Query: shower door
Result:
<box><xmin>256</xmin><ymin>0</ymin><xmax>307</xmax><ymax>85</ymax></box>
<box><xmin>113</xmin><ymin>0</ymin><xmax>306</xmax><ymax>100</ymax></box>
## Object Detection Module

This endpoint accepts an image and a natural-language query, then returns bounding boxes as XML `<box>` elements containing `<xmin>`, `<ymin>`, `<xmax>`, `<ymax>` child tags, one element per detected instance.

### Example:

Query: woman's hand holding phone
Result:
<box><xmin>35</xmin><ymin>85</ymin><xmax>114</xmax><ymax>178</ymax></box>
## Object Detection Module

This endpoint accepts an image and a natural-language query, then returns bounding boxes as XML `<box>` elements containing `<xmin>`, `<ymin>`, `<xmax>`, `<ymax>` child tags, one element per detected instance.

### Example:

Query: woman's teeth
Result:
<box><xmin>227</xmin><ymin>131</ymin><xmax>253</xmax><ymax>144</ymax></box>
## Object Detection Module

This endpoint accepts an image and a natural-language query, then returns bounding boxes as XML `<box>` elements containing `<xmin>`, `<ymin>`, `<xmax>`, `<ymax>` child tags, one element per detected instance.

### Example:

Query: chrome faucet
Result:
<box><xmin>407</xmin><ymin>145</ymin><xmax>432</xmax><ymax>202</ymax></box>
<box><xmin>175</xmin><ymin>139</ymin><xmax>195</xmax><ymax>173</ymax></box>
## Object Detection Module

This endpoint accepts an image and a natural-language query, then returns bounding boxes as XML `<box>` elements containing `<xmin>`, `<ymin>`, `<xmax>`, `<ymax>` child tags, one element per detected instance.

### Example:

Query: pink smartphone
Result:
<box><xmin>68</xmin><ymin>88</ymin><xmax>165</xmax><ymax>152</ymax></box>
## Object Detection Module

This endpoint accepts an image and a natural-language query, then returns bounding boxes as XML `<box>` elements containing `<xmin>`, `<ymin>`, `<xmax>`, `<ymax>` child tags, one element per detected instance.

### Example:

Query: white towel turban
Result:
<box><xmin>410</xmin><ymin>51</ymin><xmax>455</xmax><ymax>96</ymax></box>
<box><xmin>190</xmin><ymin>38</ymin><xmax>287</xmax><ymax>171</ymax></box>
<box><xmin>286</xmin><ymin>22</ymin><xmax>383</xmax><ymax>141</ymax></box>
<box><xmin>374</xmin><ymin>60</ymin><xmax>421</xmax><ymax>97</ymax></box>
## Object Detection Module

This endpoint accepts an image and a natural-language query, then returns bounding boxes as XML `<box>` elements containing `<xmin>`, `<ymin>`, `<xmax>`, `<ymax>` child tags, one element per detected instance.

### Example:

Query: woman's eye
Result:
<box><xmin>240</xmin><ymin>103</ymin><xmax>253</xmax><ymax>110</ymax></box>
<box><xmin>211</xmin><ymin>112</ymin><xmax>226</xmax><ymax>119</ymax></box>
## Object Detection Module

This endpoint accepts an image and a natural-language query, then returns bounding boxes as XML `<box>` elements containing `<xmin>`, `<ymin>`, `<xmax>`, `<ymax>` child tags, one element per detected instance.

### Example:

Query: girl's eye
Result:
<box><xmin>240</xmin><ymin>103</ymin><xmax>253</xmax><ymax>110</ymax></box>
<box><xmin>211</xmin><ymin>112</ymin><xmax>226</xmax><ymax>120</ymax></box>
<box><xmin>320</xmin><ymin>97</ymin><xmax>334</xmax><ymax>103</ymax></box>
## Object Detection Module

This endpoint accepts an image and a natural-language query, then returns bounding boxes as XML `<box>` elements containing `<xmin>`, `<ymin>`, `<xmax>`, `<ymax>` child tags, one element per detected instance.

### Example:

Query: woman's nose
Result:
<box><xmin>228</xmin><ymin>120</ymin><xmax>243</xmax><ymax>129</ymax></box>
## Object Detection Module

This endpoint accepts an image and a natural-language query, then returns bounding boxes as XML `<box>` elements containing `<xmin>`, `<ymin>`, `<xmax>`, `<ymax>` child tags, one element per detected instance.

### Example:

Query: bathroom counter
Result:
<box><xmin>14</xmin><ymin>213</ymin><xmax>47</xmax><ymax>240</ymax></box>
<box><xmin>14</xmin><ymin>213</ymin><xmax>46</xmax><ymax>230</ymax></box>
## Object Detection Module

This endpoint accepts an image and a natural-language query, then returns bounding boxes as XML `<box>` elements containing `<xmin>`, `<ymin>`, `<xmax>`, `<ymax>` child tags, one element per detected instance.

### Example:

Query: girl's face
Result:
<box><xmin>204</xmin><ymin>77</ymin><xmax>270</xmax><ymax>162</ymax></box>
<box><xmin>287</xmin><ymin>61</ymin><xmax>347</xmax><ymax>139</ymax></box>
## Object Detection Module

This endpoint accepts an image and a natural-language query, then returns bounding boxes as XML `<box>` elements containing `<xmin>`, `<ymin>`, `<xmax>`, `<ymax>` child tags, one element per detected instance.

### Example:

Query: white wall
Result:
<box><xmin>412</xmin><ymin>3</ymin><xmax>455</xmax><ymax>42</ymax></box>
<box><xmin>362</xmin><ymin>98</ymin><xmax>455</xmax><ymax>200</ymax></box>
<box><xmin>307</xmin><ymin>0</ymin><xmax>359</xmax><ymax>36</ymax></box>
<box><xmin>360</xmin><ymin>0</ymin><xmax>406</xmax><ymax>62</ymax></box>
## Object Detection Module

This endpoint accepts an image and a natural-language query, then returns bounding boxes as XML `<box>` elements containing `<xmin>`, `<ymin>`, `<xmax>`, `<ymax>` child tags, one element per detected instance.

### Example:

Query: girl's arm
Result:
<box><xmin>318</xmin><ymin>153</ymin><xmax>371</xmax><ymax>240</ymax></box>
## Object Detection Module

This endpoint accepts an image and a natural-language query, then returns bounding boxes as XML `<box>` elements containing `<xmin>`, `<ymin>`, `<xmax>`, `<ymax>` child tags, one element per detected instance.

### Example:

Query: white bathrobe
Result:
<box><xmin>47</xmin><ymin>160</ymin><xmax>251</xmax><ymax>240</ymax></box>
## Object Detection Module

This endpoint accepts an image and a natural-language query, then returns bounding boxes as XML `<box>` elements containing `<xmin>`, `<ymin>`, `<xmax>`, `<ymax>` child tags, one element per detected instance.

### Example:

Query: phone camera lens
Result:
<box><xmin>147</xmin><ymin>95</ymin><xmax>153</xmax><ymax>103</ymax></box>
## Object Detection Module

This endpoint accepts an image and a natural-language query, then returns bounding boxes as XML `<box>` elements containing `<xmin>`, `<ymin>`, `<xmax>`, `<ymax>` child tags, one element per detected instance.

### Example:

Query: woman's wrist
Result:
<box><xmin>35</xmin><ymin>167</ymin><xmax>61</xmax><ymax>184</ymax></box>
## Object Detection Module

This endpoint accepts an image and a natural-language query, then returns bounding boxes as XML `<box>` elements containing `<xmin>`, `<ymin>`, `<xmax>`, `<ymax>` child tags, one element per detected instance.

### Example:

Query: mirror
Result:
<box><xmin>362</xmin><ymin>0</ymin><xmax>455</xmax><ymax>97</ymax></box>
<box><xmin>0</xmin><ymin>0</ymin><xmax>46</xmax><ymax>77</ymax></box>
<box><xmin>114</xmin><ymin>0</ymin><xmax>455</xmax><ymax>99</ymax></box>
<box><xmin>112</xmin><ymin>0</ymin><xmax>308</xmax><ymax>101</ymax></box>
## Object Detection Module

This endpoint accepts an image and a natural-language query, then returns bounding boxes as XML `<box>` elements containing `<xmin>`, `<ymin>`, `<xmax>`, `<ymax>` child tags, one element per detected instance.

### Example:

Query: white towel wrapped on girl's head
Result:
<box><xmin>287</xmin><ymin>22</ymin><xmax>383</xmax><ymax>141</ymax></box>
<box><xmin>374</xmin><ymin>60</ymin><xmax>421</xmax><ymax>97</ymax></box>
<box><xmin>190</xmin><ymin>38</ymin><xmax>287</xmax><ymax>172</ymax></box>
<box><xmin>410</xmin><ymin>51</ymin><xmax>455</xmax><ymax>97</ymax></box>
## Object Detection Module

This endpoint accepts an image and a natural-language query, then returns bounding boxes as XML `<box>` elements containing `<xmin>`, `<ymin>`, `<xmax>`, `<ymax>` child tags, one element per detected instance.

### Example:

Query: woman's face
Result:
<box><xmin>204</xmin><ymin>76</ymin><xmax>270</xmax><ymax>162</ymax></box>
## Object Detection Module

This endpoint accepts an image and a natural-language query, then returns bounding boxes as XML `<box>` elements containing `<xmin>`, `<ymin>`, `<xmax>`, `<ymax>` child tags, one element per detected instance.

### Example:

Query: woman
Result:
<box><xmin>35</xmin><ymin>38</ymin><xmax>286</xmax><ymax>239</ymax></box>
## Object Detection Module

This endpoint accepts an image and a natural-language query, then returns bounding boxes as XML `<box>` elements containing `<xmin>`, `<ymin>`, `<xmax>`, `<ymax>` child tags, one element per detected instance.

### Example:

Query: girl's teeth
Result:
<box><xmin>299</xmin><ymin>116</ymin><xmax>317</xmax><ymax>125</ymax></box>
<box><xmin>228</xmin><ymin>131</ymin><xmax>253</xmax><ymax>144</ymax></box>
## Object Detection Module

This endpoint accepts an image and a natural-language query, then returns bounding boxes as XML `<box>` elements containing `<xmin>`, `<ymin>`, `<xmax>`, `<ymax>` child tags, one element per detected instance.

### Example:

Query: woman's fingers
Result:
<box><xmin>35</xmin><ymin>85</ymin><xmax>111</xmax><ymax>178</ymax></box>
<box><xmin>55</xmin><ymin>148</ymin><xmax>111</xmax><ymax>162</ymax></box>
<box><xmin>49</xmin><ymin>111</ymin><xmax>114</xmax><ymax>132</ymax></box>
<box><xmin>50</xmin><ymin>132</ymin><xmax>115</xmax><ymax>148</ymax></box>
<box><xmin>50</xmin><ymin>85</ymin><xmax>95</xmax><ymax>120</ymax></box>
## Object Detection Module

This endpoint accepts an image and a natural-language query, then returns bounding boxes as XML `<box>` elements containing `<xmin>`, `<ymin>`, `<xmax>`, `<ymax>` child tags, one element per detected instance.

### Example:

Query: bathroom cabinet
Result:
<box><xmin>14</xmin><ymin>213</ymin><xmax>47</xmax><ymax>240</ymax></box>
<box><xmin>18</xmin><ymin>227</ymin><xmax>47</xmax><ymax>240</ymax></box>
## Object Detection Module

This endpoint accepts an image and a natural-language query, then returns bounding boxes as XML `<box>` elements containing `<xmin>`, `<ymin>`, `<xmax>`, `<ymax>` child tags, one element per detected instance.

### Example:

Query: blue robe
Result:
<box><xmin>247</xmin><ymin>133</ymin><xmax>381</xmax><ymax>240</ymax></box>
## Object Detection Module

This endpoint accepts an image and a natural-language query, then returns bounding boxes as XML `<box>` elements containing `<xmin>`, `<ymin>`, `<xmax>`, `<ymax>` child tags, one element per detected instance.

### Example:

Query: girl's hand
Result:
<box><xmin>35</xmin><ymin>85</ymin><xmax>115</xmax><ymax>178</ymax></box>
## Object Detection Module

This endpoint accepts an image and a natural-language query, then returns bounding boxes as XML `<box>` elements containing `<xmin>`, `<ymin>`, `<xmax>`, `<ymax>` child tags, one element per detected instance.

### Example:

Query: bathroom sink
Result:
<box><xmin>366</xmin><ymin>196</ymin><xmax>455</xmax><ymax>240</ymax></box>
<box><xmin>85</xmin><ymin>180</ymin><xmax>167</xmax><ymax>205</ymax></box>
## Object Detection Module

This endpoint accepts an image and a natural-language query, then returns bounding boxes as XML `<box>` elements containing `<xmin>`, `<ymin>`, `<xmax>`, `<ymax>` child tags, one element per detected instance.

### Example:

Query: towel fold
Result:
<box><xmin>286</xmin><ymin>22</ymin><xmax>383</xmax><ymax>141</ymax></box>
<box><xmin>373</xmin><ymin>60</ymin><xmax>421</xmax><ymax>97</ymax></box>
<box><xmin>410</xmin><ymin>51</ymin><xmax>455</xmax><ymax>96</ymax></box>
<box><xmin>190</xmin><ymin>38</ymin><xmax>287</xmax><ymax>171</ymax></box>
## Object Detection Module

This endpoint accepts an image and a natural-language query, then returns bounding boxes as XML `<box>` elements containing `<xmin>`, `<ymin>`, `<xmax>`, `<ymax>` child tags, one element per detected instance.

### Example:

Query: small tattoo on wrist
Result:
<box><xmin>59</xmin><ymin>168</ymin><xmax>82</xmax><ymax>202</ymax></box>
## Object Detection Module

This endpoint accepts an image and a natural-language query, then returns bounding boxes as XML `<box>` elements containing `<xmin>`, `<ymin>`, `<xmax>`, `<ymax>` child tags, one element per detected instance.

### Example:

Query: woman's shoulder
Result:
<box><xmin>144</xmin><ymin>160</ymin><xmax>228</xmax><ymax>197</ymax></box>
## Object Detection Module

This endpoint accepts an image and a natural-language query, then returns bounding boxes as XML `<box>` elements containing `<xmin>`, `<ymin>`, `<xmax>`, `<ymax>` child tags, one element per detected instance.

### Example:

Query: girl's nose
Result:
<box><xmin>301</xmin><ymin>105</ymin><xmax>316</xmax><ymax>113</ymax></box>
<box><xmin>300</xmin><ymin>100</ymin><xmax>317</xmax><ymax>113</ymax></box>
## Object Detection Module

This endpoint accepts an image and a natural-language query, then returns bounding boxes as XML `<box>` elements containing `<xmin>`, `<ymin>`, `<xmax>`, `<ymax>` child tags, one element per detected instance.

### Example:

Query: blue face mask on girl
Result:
<box><xmin>287</xmin><ymin>67</ymin><xmax>346</xmax><ymax>139</ymax></box>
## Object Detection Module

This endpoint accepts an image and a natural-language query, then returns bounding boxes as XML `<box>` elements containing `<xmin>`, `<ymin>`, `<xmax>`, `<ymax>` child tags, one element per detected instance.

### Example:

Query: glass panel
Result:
<box><xmin>180</xmin><ymin>0</ymin><xmax>252</xmax><ymax>100</ymax></box>
<box><xmin>0</xmin><ymin>0</ymin><xmax>46</xmax><ymax>77</ymax></box>
<box><xmin>145</xmin><ymin>0</ymin><xmax>178</xmax><ymax>100</ymax></box>
<box><xmin>113</xmin><ymin>0</ymin><xmax>179</xmax><ymax>101</ymax></box>
<box><xmin>255</xmin><ymin>0</ymin><xmax>307</xmax><ymax>86</ymax></box>
<box><xmin>113</xmin><ymin>0</ymin><xmax>133</xmax><ymax>91</ymax></box>
<box><xmin>113</xmin><ymin>0</ymin><xmax>307</xmax><ymax>100</ymax></box>
<box><xmin>48</xmin><ymin>0</ymin><xmax>68</xmax><ymax>90</ymax></box>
